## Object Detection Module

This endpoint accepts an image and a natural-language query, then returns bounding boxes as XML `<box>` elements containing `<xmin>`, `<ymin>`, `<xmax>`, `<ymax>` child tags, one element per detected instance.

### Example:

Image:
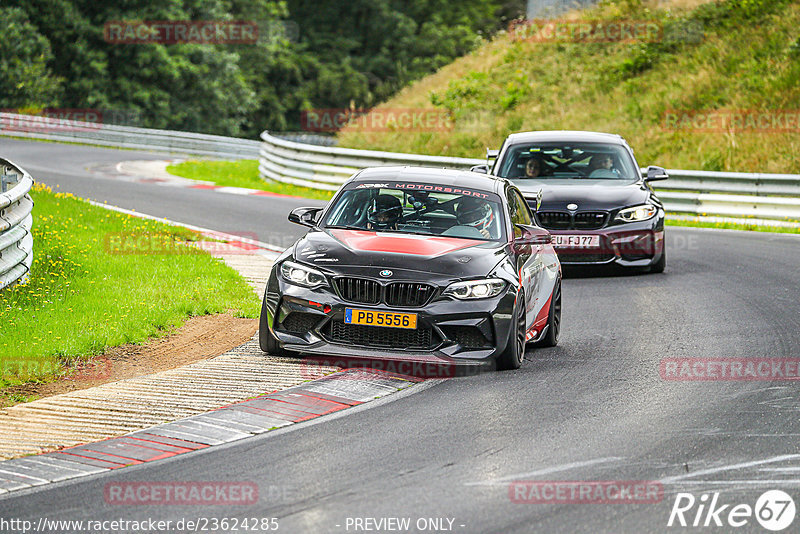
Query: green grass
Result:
<box><xmin>337</xmin><ymin>0</ymin><xmax>800</xmax><ymax>174</ymax></box>
<box><xmin>0</xmin><ymin>183</ymin><xmax>260</xmax><ymax>393</ymax></box>
<box><xmin>166</xmin><ymin>160</ymin><xmax>335</xmax><ymax>201</ymax></box>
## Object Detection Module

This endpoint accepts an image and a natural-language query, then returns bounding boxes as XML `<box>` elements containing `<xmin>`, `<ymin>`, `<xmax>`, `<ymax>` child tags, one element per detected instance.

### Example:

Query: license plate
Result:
<box><xmin>553</xmin><ymin>234</ymin><xmax>600</xmax><ymax>248</ymax></box>
<box><xmin>345</xmin><ymin>308</ymin><xmax>417</xmax><ymax>329</ymax></box>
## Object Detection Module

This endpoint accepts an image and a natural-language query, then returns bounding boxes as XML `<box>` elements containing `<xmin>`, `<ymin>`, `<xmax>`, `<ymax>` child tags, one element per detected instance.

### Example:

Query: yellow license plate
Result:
<box><xmin>345</xmin><ymin>308</ymin><xmax>417</xmax><ymax>329</ymax></box>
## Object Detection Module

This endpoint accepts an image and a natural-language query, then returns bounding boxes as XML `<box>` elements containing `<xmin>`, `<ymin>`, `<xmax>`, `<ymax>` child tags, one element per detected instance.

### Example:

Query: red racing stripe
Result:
<box><xmin>329</xmin><ymin>230</ymin><xmax>482</xmax><ymax>256</ymax></box>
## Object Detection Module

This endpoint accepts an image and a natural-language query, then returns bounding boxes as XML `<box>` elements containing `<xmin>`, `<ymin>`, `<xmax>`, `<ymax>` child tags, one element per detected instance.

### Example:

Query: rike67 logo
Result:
<box><xmin>668</xmin><ymin>490</ymin><xmax>796</xmax><ymax>531</ymax></box>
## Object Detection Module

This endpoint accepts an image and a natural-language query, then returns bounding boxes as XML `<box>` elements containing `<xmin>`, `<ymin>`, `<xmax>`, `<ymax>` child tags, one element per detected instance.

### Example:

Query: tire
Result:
<box><xmin>496</xmin><ymin>291</ymin><xmax>526</xmax><ymax>371</ymax></box>
<box><xmin>259</xmin><ymin>298</ymin><xmax>290</xmax><ymax>357</ymax></box>
<box><xmin>650</xmin><ymin>247</ymin><xmax>666</xmax><ymax>273</ymax></box>
<box><xmin>535</xmin><ymin>278</ymin><xmax>561</xmax><ymax>348</ymax></box>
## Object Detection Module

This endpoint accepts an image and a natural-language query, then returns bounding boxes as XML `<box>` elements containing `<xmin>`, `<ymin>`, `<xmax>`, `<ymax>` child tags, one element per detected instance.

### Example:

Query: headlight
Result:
<box><xmin>616</xmin><ymin>204</ymin><xmax>657</xmax><ymax>222</ymax></box>
<box><xmin>280</xmin><ymin>260</ymin><xmax>328</xmax><ymax>288</ymax></box>
<box><xmin>443</xmin><ymin>278</ymin><xmax>507</xmax><ymax>300</ymax></box>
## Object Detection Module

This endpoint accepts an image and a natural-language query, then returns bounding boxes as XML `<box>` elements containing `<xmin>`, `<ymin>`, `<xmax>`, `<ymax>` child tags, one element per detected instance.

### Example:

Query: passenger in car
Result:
<box><xmin>587</xmin><ymin>154</ymin><xmax>618</xmax><ymax>178</ymax></box>
<box><xmin>524</xmin><ymin>157</ymin><xmax>543</xmax><ymax>178</ymax></box>
<box><xmin>455</xmin><ymin>197</ymin><xmax>495</xmax><ymax>239</ymax></box>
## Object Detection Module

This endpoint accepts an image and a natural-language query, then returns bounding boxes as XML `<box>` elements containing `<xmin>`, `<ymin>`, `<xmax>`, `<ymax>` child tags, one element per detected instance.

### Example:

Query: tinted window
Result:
<box><xmin>497</xmin><ymin>142</ymin><xmax>638</xmax><ymax>180</ymax></box>
<box><xmin>323</xmin><ymin>182</ymin><xmax>506</xmax><ymax>242</ymax></box>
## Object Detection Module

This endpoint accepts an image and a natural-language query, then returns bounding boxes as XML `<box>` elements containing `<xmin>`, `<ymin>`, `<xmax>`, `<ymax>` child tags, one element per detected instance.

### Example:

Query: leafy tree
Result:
<box><xmin>0</xmin><ymin>6</ymin><xmax>63</xmax><ymax>108</ymax></box>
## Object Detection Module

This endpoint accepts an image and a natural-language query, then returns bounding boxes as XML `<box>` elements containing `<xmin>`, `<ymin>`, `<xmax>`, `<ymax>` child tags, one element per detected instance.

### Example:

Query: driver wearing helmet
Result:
<box><xmin>456</xmin><ymin>196</ymin><xmax>494</xmax><ymax>238</ymax></box>
<box><xmin>367</xmin><ymin>194</ymin><xmax>403</xmax><ymax>230</ymax></box>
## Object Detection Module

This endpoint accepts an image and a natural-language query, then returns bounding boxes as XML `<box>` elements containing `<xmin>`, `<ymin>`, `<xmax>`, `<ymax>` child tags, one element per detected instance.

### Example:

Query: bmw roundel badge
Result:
<box><xmin>380</xmin><ymin>270</ymin><xmax>393</xmax><ymax>278</ymax></box>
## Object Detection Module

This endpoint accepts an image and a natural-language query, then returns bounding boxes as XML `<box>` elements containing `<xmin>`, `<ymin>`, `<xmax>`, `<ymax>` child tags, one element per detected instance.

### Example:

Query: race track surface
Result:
<box><xmin>2</xmin><ymin>139</ymin><xmax>799</xmax><ymax>533</ymax></box>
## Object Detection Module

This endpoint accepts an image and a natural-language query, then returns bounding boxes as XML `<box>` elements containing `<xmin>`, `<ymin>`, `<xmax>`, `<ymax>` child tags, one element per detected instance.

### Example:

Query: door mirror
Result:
<box><xmin>288</xmin><ymin>207</ymin><xmax>323</xmax><ymax>227</ymax></box>
<box><xmin>645</xmin><ymin>165</ymin><xmax>669</xmax><ymax>181</ymax></box>
<box><xmin>470</xmin><ymin>164</ymin><xmax>489</xmax><ymax>174</ymax></box>
<box><xmin>514</xmin><ymin>224</ymin><xmax>551</xmax><ymax>245</ymax></box>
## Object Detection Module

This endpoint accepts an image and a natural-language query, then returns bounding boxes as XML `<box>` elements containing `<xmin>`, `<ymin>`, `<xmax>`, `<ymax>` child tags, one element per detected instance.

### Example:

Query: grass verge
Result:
<box><xmin>166</xmin><ymin>159</ymin><xmax>335</xmax><ymax>201</ymax></box>
<box><xmin>0</xmin><ymin>183</ymin><xmax>260</xmax><ymax>400</ymax></box>
<box><xmin>337</xmin><ymin>0</ymin><xmax>800</xmax><ymax>174</ymax></box>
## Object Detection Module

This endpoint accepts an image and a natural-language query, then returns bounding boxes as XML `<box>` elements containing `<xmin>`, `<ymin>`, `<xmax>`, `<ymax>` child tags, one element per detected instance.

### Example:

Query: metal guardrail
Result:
<box><xmin>0</xmin><ymin>159</ymin><xmax>34</xmax><ymax>290</ymax></box>
<box><xmin>0</xmin><ymin>113</ymin><xmax>260</xmax><ymax>159</ymax></box>
<box><xmin>259</xmin><ymin>131</ymin><xmax>800</xmax><ymax>222</ymax></box>
<box><xmin>260</xmin><ymin>131</ymin><xmax>484</xmax><ymax>191</ymax></box>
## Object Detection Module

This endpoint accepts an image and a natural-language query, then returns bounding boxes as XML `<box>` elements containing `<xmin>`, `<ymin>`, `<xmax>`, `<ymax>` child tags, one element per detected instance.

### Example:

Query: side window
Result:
<box><xmin>509</xmin><ymin>189</ymin><xmax>532</xmax><ymax>226</ymax></box>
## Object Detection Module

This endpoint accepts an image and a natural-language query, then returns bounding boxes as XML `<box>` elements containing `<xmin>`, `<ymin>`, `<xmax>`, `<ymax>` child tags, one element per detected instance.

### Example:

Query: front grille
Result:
<box><xmin>558</xmin><ymin>252</ymin><xmax>614</xmax><ymax>264</ymax></box>
<box><xmin>537</xmin><ymin>211</ymin><xmax>572</xmax><ymax>230</ymax></box>
<box><xmin>334</xmin><ymin>278</ymin><xmax>380</xmax><ymax>304</ymax></box>
<box><xmin>280</xmin><ymin>312</ymin><xmax>320</xmax><ymax>334</ymax></box>
<box><xmin>385</xmin><ymin>283</ymin><xmax>435</xmax><ymax>307</ymax></box>
<box><xmin>326</xmin><ymin>321</ymin><xmax>434</xmax><ymax>349</ymax></box>
<box><xmin>573</xmin><ymin>211</ymin><xmax>608</xmax><ymax>230</ymax></box>
<box><xmin>335</xmin><ymin>278</ymin><xmax>436</xmax><ymax>307</ymax></box>
<box><xmin>537</xmin><ymin>210</ymin><xmax>609</xmax><ymax>230</ymax></box>
<box><xmin>440</xmin><ymin>325</ymin><xmax>492</xmax><ymax>349</ymax></box>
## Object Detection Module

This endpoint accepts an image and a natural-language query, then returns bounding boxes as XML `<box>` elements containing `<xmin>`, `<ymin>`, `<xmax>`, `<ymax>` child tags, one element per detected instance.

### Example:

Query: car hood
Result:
<box><xmin>512</xmin><ymin>179</ymin><xmax>649</xmax><ymax>211</ymax></box>
<box><xmin>292</xmin><ymin>229</ymin><xmax>506</xmax><ymax>281</ymax></box>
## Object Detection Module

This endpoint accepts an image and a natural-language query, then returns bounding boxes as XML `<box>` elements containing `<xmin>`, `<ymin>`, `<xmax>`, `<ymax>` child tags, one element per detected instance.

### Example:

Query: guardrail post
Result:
<box><xmin>0</xmin><ymin>160</ymin><xmax>34</xmax><ymax>290</ymax></box>
<box><xmin>1</xmin><ymin>173</ymin><xmax>19</xmax><ymax>193</ymax></box>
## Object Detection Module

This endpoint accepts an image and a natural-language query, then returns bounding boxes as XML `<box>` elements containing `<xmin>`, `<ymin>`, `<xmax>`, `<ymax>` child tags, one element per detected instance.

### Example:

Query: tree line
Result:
<box><xmin>0</xmin><ymin>0</ymin><xmax>523</xmax><ymax>138</ymax></box>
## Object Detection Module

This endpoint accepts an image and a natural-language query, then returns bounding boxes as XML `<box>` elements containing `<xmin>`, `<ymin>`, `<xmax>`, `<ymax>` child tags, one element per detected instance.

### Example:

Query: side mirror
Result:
<box><xmin>514</xmin><ymin>224</ymin><xmax>552</xmax><ymax>245</ymax></box>
<box><xmin>470</xmin><ymin>164</ymin><xmax>489</xmax><ymax>174</ymax></box>
<box><xmin>288</xmin><ymin>207</ymin><xmax>323</xmax><ymax>228</ymax></box>
<box><xmin>645</xmin><ymin>165</ymin><xmax>669</xmax><ymax>181</ymax></box>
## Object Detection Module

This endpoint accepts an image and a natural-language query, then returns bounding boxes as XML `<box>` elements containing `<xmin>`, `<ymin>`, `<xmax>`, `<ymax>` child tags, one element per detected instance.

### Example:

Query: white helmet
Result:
<box><xmin>457</xmin><ymin>197</ymin><xmax>493</xmax><ymax>234</ymax></box>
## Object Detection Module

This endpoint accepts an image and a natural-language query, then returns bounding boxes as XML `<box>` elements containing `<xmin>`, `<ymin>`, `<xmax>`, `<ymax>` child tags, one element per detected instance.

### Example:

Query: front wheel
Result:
<box><xmin>259</xmin><ymin>298</ymin><xmax>290</xmax><ymax>357</ymax></box>
<box><xmin>535</xmin><ymin>278</ymin><xmax>561</xmax><ymax>348</ymax></box>
<box><xmin>496</xmin><ymin>291</ymin><xmax>526</xmax><ymax>371</ymax></box>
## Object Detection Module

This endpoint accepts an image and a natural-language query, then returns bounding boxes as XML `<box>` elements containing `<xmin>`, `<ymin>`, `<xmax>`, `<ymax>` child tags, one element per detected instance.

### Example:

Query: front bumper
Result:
<box><xmin>264</xmin><ymin>271</ymin><xmax>517</xmax><ymax>366</ymax></box>
<box><xmin>550</xmin><ymin>218</ymin><xmax>665</xmax><ymax>267</ymax></box>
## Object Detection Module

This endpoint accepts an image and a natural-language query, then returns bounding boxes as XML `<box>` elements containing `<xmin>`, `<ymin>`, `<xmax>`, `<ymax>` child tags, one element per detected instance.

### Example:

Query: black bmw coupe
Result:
<box><xmin>259</xmin><ymin>166</ymin><xmax>562</xmax><ymax>371</ymax></box>
<box><xmin>472</xmin><ymin>131</ymin><xmax>668</xmax><ymax>272</ymax></box>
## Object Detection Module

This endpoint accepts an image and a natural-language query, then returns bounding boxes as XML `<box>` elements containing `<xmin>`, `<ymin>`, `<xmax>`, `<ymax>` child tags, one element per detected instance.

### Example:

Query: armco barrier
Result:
<box><xmin>0</xmin><ymin>159</ymin><xmax>34</xmax><ymax>290</ymax></box>
<box><xmin>2</xmin><ymin>114</ymin><xmax>797</xmax><ymax>223</ymax></box>
<box><xmin>259</xmin><ymin>130</ymin><xmax>484</xmax><ymax>191</ymax></box>
<box><xmin>259</xmin><ymin>131</ymin><xmax>800</xmax><ymax>222</ymax></box>
<box><xmin>1</xmin><ymin>112</ymin><xmax>260</xmax><ymax>159</ymax></box>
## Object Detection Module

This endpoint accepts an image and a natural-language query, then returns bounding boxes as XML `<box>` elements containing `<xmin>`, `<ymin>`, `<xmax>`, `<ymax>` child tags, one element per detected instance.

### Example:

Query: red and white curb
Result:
<box><xmin>0</xmin><ymin>370</ymin><xmax>422</xmax><ymax>495</ymax></box>
<box><xmin>114</xmin><ymin>159</ymin><xmax>306</xmax><ymax>200</ymax></box>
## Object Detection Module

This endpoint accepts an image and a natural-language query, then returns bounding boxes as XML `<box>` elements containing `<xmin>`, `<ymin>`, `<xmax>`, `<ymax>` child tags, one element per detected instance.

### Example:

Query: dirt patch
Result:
<box><xmin>5</xmin><ymin>313</ymin><xmax>257</xmax><ymax>405</ymax></box>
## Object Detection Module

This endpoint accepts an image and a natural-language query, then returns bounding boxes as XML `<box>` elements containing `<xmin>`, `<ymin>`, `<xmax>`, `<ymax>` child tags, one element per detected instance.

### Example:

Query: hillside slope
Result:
<box><xmin>337</xmin><ymin>0</ymin><xmax>800</xmax><ymax>173</ymax></box>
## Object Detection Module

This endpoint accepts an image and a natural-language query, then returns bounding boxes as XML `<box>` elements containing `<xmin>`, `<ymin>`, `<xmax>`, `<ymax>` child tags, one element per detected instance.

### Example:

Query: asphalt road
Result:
<box><xmin>2</xmin><ymin>138</ymin><xmax>800</xmax><ymax>533</ymax></box>
<box><xmin>0</xmin><ymin>138</ymin><xmax>321</xmax><ymax>249</ymax></box>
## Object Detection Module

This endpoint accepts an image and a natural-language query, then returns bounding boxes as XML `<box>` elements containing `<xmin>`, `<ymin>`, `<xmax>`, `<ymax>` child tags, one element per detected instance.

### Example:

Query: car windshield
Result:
<box><xmin>323</xmin><ymin>182</ymin><xmax>506</xmax><ymax>242</ymax></box>
<box><xmin>496</xmin><ymin>142</ymin><xmax>639</xmax><ymax>180</ymax></box>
